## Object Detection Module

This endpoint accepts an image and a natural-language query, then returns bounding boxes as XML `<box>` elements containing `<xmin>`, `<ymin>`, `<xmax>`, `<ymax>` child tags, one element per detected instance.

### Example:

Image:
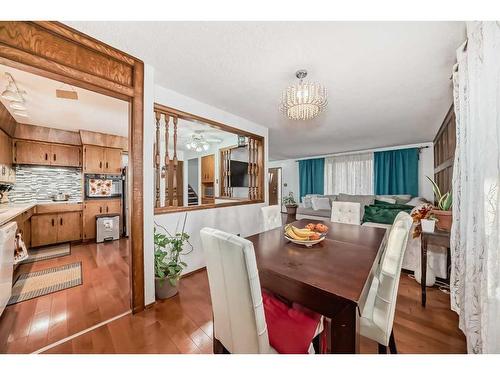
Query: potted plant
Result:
<box><xmin>282</xmin><ymin>192</ymin><xmax>298</xmax><ymax>216</ymax></box>
<box><xmin>154</xmin><ymin>214</ymin><xmax>193</xmax><ymax>300</ymax></box>
<box><xmin>426</xmin><ymin>176</ymin><xmax>453</xmax><ymax>231</ymax></box>
<box><xmin>420</xmin><ymin>213</ymin><xmax>437</xmax><ymax>233</ymax></box>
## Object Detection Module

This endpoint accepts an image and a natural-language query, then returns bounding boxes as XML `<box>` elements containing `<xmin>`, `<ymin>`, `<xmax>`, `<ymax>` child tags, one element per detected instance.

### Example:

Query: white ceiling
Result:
<box><xmin>65</xmin><ymin>22</ymin><xmax>465</xmax><ymax>159</ymax></box>
<box><xmin>0</xmin><ymin>64</ymin><xmax>129</xmax><ymax>137</ymax></box>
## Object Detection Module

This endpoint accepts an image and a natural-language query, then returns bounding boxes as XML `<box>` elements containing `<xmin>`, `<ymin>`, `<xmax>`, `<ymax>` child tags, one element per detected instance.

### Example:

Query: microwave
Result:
<box><xmin>84</xmin><ymin>174</ymin><xmax>122</xmax><ymax>199</ymax></box>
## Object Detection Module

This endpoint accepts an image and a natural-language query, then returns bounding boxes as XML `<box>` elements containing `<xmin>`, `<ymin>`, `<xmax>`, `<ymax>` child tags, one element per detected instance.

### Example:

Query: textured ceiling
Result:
<box><xmin>66</xmin><ymin>21</ymin><xmax>465</xmax><ymax>160</ymax></box>
<box><xmin>0</xmin><ymin>64</ymin><xmax>129</xmax><ymax>136</ymax></box>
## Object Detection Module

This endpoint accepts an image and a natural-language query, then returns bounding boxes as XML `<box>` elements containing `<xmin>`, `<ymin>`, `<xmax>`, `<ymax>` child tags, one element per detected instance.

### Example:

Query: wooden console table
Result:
<box><xmin>420</xmin><ymin>229</ymin><xmax>451</xmax><ymax>307</ymax></box>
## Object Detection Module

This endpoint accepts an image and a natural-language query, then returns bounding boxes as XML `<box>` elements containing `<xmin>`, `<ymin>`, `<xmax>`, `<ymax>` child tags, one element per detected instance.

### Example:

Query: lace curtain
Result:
<box><xmin>451</xmin><ymin>21</ymin><xmax>500</xmax><ymax>353</ymax></box>
<box><xmin>324</xmin><ymin>152</ymin><xmax>373</xmax><ymax>195</ymax></box>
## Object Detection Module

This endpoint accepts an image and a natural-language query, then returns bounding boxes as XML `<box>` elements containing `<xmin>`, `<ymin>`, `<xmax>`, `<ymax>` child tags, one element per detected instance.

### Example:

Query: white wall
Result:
<box><xmin>268</xmin><ymin>159</ymin><xmax>299</xmax><ymax>212</ymax></box>
<box><xmin>143</xmin><ymin>64</ymin><xmax>155</xmax><ymax>306</ymax></box>
<box><xmin>268</xmin><ymin>142</ymin><xmax>435</xmax><ymax>204</ymax></box>
<box><xmin>148</xmin><ymin>85</ymin><xmax>269</xmax><ymax>294</ymax></box>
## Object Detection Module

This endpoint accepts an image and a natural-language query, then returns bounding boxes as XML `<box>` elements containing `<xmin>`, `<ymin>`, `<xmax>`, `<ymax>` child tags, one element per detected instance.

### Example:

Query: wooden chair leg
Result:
<box><xmin>378</xmin><ymin>343</ymin><xmax>387</xmax><ymax>354</ymax></box>
<box><xmin>213</xmin><ymin>338</ymin><xmax>228</xmax><ymax>354</ymax></box>
<box><xmin>389</xmin><ymin>330</ymin><xmax>398</xmax><ymax>354</ymax></box>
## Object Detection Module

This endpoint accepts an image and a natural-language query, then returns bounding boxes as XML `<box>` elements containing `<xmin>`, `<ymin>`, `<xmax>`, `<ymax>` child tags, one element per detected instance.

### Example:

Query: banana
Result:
<box><xmin>285</xmin><ymin>228</ymin><xmax>305</xmax><ymax>240</ymax></box>
<box><xmin>291</xmin><ymin>226</ymin><xmax>315</xmax><ymax>237</ymax></box>
<box><xmin>289</xmin><ymin>226</ymin><xmax>311</xmax><ymax>240</ymax></box>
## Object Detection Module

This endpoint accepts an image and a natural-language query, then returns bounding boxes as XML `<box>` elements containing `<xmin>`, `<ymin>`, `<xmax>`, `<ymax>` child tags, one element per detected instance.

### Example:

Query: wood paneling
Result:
<box><xmin>0</xmin><ymin>239</ymin><xmax>130</xmax><ymax>354</ymax></box>
<box><xmin>104</xmin><ymin>147</ymin><xmax>122</xmax><ymax>174</ymax></box>
<box><xmin>83</xmin><ymin>144</ymin><xmax>104</xmax><ymax>173</ymax></box>
<box><xmin>80</xmin><ymin>129</ymin><xmax>128</xmax><ymax>151</ymax></box>
<box><xmin>31</xmin><ymin>214</ymin><xmax>58</xmax><ymax>247</ymax></box>
<box><xmin>50</xmin><ymin>143</ymin><xmax>81</xmax><ymax>167</ymax></box>
<box><xmin>0</xmin><ymin>21</ymin><xmax>144</xmax><ymax>313</ymax></box>
<box><xmin>14</xmin><ymin>123</ymin><xmax>81</xmax><ymax>145</ymax></box>
<box><xmin>433</xmin><ymin>106</ymin><xmax>456</xmax><ymax>197</ymax></box>
<box><xmin>83</xmin><ymin>198</ymin><xmax>121</xmax><ymax>240</ymax></box>
<box><xmin>0</xmin><ymin>101</ymin><xmax>17</xmax><ymax>137</ymax></box>
<box><xmin>57</xmin><ymin>211</ymin><xmax>83</xmax><ymax>243</ymax></box>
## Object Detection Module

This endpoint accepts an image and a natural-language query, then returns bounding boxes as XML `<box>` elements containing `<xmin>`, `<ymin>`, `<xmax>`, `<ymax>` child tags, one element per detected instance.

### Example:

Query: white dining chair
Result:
<box><xmin>200</xmin><ymin>227</ymin><xmax>323</xmax><ymax>354</ymax></box>
<box><xmin>330</xmin><ymin>201</ymin><xmax>361</xmax><ymax>225</ymax></box>
<box><xmin>359</xmin><ymin>211</ymin><xmax>413</xmax><ymax>354</ymax></box>
<box><xmin>261</xmin><ymin>205</ymin><xmax>282</xmax><ymax>231</ymax></box>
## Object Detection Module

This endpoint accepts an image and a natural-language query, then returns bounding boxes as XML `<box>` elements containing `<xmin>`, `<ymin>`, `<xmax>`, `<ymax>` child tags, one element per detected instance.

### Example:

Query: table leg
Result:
<box><xmin>330</xmin><ymin>303</ymin><xmax>359</xmax><ymax>353</ymax></box>
<box><xmin>421</xmin><ymin>236</ymin><xmax>427</xmax><ymax>307</ymax></box>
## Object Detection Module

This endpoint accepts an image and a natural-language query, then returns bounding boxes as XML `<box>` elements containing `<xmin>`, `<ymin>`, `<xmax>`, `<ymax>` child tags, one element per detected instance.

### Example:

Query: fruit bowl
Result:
<box><xmin>284</xmin><ymin>223</ymin><xmax>328</xmax><ymax>248</ymax></box>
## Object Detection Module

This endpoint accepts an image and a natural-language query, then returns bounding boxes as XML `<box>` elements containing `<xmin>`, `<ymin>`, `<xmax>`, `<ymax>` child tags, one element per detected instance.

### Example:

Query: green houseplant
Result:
<box><xmin>154</xmin><ymin>214</ymin><xmax>193</xmax><ymax>299</ymax></box>
<box><xmin>282</xmin><ymin>192</ymin><xmax>298</xmax><ymax>216</ymax></box>
<box><xmin>426</xmin><ymin>176</ymin><xmax>453</xmax><ymax>231</ymax></box>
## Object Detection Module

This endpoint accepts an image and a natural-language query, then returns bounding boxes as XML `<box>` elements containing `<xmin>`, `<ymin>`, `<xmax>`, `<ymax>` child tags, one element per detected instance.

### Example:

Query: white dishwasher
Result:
<box><xmin>0</xmin><ymin>221</ymin><xmax>17</xmax><ymax>316</ymax></box>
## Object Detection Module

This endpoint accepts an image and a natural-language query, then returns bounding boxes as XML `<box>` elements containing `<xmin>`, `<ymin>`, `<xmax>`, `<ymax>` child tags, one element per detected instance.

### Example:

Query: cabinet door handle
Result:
<box><xmin>99</xmin><ymin>206</ymin><xmax>102</xmax><ymax>213</ymax></box>
<box><xmin>106</xmin><ymin>206</ymin><xmax>109</xmax><ymax>213</ymax></box>
<box><xmin>45</xmin><ymin>153</ymin><xmax>48</xmax><ymax>161</ymax></box>
<box><xmin>60</xmin><ymin>217</ymin><xmax>63</xmax><ymax>226</ymax></box>
<box><xmin>53</xmin><ymin>153</ymin><xmax>56</xmax><ymax>161</ymax></box>
<box><xmin>106</xmin><ymin>162</ymin><xmax>109</xmax><ymax>169</ymax></box>
<box><xmin>99</xmin><ymin>161</ymin><xmax>102</xmax><ymax>169</ymax></box>
<box><xmin>52</xmin><ymin>218</ymin><xmax>55</xmax><ymax>226</ymax></box>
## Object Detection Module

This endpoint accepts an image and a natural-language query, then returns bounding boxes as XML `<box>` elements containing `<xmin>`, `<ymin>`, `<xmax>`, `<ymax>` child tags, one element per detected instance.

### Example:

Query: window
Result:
<box><xmin>324</xmin><ymin>152</ymin><xmax>373</xmax><ymax>195</ymax></box>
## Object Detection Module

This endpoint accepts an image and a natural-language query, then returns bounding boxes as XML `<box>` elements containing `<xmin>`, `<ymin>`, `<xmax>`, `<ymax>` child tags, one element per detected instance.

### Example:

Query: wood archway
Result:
<box><xmin>0</xmin><ymin>21</ymin><xmax>145</xmax><ymax>312</ymax></box>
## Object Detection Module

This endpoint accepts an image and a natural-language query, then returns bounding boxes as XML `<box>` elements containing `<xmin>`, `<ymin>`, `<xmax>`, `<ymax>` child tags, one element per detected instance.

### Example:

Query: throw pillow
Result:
<box><xmin>406</xmin><ymin>196</ymin><xmax>430</xmax><ymax>207</ymax></box>
<box><xmin>302</xmin><ymin>194</ymin><xmax>320</xmax><ymax>208</ymax></box>
<box><xmin>338</xmin><ymin>193</ymin><xmax>375</xmax><ymax>219</ymax></box>
<box><xmin>377</xmin><ymin>197</ymin><xmax>397</xmax><ymax>204</ymax></box>
<box><xmin>311</xmin><ymin>197</ymin><xmax>331</xmax><ymax>211</ymax></box>
<box><xmin>363</xmin><ymin>204</ymin><xmax>413</xmax><ymax>225</ymax></box>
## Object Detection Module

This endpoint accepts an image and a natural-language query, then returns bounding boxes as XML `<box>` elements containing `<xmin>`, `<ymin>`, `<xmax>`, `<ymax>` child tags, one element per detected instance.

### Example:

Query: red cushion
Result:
<box><xmin>262</xmin><ymin>290</ymin><xmax>321</xmax><ymax>354</ymax></box>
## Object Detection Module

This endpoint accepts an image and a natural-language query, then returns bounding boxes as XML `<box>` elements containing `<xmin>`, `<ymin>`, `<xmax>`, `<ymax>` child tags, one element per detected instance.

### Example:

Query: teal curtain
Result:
<box><xmin>374</xmin><ymin>148</ymin><xmax>419</xmax><ymax>196</ymax></box>
<box><xmin>299</xmin><ymin>158</ymin><xmax>325</xmax><ymax>199</ymax></box>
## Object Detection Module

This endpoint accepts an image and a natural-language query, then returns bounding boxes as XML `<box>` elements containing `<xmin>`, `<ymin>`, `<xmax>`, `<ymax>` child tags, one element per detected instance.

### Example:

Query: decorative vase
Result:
<box><xmin>420</xmin><ymin>219</ymin><xmax>436</xmax><ymax>233</ymax></box>
<box><xmin>285</xmin><ymin>204</ymin><xmax>297</xmax><ymax>216</ymax></box>
<box><xmin>155</xmin><ymin>277</ymin><xmax>179</xmax><ymax>300</ymax></box>
<box><xmin>431</xmin><ymin>209</ymin><xmax>452</xmax><ymax>231</ymax></box>
<box><xmin>414</xmin><ymin>261</ymin><xmax>436</xmax><ymax>287</ymax></box>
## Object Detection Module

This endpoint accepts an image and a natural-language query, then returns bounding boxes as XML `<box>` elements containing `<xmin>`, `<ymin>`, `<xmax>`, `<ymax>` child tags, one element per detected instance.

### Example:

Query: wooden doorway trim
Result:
<box><xmin>0</xmin><ymin>21</ymin><xmax>145</xmax><ymax>313</ymax></box>
<box><xmin>268</xmin><ymin>167</ymin><xmax>281</xmax><ymax>207</ymax></box>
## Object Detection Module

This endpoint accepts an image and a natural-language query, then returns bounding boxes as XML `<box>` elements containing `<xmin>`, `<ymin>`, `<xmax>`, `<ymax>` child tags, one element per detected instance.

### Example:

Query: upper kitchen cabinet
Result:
<box><xmin>0</xmin><ymin>129</ymin><xmax>12</xmax><ymax>166</ymax></box>
<box><xmin>83</xmin><ymin>145</ymin><xmax>122</xmax><ymax>174</ymax></box>
<box><xmin>12</xmin><ymin>139</ymin><xmax>82</xmax><ymax>168</ymax></box>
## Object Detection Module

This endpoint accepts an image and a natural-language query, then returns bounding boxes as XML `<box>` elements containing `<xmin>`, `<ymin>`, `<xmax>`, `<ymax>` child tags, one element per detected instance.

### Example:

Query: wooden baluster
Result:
<box><xmin>172</xmin><ymin>116</ymin><xmax>179</xmax><ymax>207</ymax></box>
<box><xmin>255</xmin><ymin>139</ymin><xmax>261</xmax><ymax>200</ymax></box>
<box><xmin>248</xmin><ymin>139</ymin><xmax>253</xmax><ymax>200</ymax></box>
<box><xmin>154</xmin><ymin>111</ymin><xmax>161</xmax><ymax>208</ymax></box>
<box><xmin>164</xmin><ymin>115</ymin><xmax>170</xmax><ymax>207</ymax></box>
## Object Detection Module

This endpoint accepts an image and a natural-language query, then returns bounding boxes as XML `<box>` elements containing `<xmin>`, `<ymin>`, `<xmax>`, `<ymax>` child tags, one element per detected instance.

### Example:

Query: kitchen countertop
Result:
<box><xmin>0</xmin><ymin>201</ymin><xmax>83</xmax><ymax>226</ymax></box>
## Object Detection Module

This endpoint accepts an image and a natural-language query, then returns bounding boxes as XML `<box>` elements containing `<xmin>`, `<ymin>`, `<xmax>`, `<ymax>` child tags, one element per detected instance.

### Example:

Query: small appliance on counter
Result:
<box><xmin>52</xmin><ymin>192</ymin><xmax>71</xmax><ymax>202</ymax></box>
<box><xmin>84</xmin><ymin>174</ymin><xmax>122</xmax><ymax>199</ymax></box>
<box><xmin>96</xmin><ymin>214</ymin><xmax>120</xmax><ymax>243</ymax></box>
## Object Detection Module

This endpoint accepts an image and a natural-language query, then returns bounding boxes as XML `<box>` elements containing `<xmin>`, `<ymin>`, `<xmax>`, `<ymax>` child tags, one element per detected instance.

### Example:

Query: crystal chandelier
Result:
<box><xmin>279</xmin><ymin>69</ymin><xmax>327</xmax><ymax>120</ymax></box>
<box><xmin>186</xmin><ymin>132</ymin><xmax>210</xmax><ymax>152</ymax></box>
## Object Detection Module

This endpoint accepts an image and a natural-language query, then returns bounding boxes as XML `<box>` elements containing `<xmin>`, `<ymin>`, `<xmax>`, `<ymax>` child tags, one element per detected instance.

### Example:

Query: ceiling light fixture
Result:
<box><xmin>9</xmin><ymin>102</ymin><xmax>26</xmax><ymax>111</ymax></box>
<box><xmin>279</xmin><ymin>69</ymin><xmax>327</xmax><ymax>121</ymax></box>
<box><xmin>1</xmin><ymin>72</ymin><xmax>29</xmax><ymax>118</ymax></box>
<box><xmin>186</xmin><ymin>132</ymin><xmax>210</xmax><ymax>152</ymax></box>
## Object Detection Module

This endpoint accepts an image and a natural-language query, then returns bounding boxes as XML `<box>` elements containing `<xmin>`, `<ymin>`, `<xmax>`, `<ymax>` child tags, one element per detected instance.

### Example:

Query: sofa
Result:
<box><xmin>296</xmin><ymin>193</ymin><xmax>447</xmax><ymax>280</ymax></box>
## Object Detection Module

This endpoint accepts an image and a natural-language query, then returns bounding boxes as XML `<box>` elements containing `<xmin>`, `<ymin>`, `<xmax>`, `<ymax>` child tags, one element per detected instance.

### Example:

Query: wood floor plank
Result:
<box><xmin>0</xmin><ymin>238</ymin><xmax>131</xmax><ymax>353</ymax></box>
<box><xmin>43</xmin><ymin>269</ymin><xmax>466</xmax><ymax>354</ymax></box>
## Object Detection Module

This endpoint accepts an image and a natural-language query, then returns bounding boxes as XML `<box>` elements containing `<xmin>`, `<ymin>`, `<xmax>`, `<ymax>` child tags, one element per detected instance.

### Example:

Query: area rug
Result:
<box><xmin>8</xmin><ymin>262</ymin><xmax>82</xmax><ymax>305</ymax></box>
<box><xmin>20</xmin><ymin>243</ymin><xmax>71</xmax><ymax>264</ymax></box>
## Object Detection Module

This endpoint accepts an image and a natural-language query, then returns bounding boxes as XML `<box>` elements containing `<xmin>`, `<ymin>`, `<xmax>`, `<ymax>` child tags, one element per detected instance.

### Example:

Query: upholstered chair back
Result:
<box><xmin>200</xmin><ymin>227</ymin><xmax>270</xmax><ymax>354</ymax></box>
<box><xmin>261</xmin><ymin>205</ymin><xmax>282</xmax><ymax>231</ymax></box>
<box><xmin>330</xmin><ymin>201</ymin><xmax>361</xmax><ymax>225</ymax></box>
<box><xmin>362</xmin><ymin>211</ymin><xmax>412</xmax><ymax>345</ymax></box>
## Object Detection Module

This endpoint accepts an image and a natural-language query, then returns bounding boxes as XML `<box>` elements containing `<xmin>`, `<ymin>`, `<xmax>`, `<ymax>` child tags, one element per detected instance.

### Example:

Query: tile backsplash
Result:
<box><xmin>9</xmin><ymin>165</ymin><xmax>82</xmax><ymax>203</ymax></box>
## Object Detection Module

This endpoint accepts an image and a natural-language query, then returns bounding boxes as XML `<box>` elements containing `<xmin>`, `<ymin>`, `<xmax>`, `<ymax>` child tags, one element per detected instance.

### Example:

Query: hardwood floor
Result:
<box><xmin>43</xmin><ymin>269</ymin><xmax>466</xmax><ymax>354</ymax></box>
<box><xmin>0</xmin><ymin>238</ymin><xmax>130</xmax><ymax>354</ymax></box>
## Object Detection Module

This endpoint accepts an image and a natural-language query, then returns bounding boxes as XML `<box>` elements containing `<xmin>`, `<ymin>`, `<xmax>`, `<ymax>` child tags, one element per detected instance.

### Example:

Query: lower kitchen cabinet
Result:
<box><xmin>31</xmin><ymin>211</ymin><xmax>82</xmax><ymax>247</ymax></box>
<box><xmin>83</xmin><ymin>199</ymin><xmax>121</xmax><ymax>240</ymax></box>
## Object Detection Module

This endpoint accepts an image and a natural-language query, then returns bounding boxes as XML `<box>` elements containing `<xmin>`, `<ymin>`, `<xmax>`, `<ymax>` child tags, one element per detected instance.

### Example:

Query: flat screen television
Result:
<box><xmin>230</xmin><ymin>160</ymin><xmax>249</xmax><ymax>187</ymax></box>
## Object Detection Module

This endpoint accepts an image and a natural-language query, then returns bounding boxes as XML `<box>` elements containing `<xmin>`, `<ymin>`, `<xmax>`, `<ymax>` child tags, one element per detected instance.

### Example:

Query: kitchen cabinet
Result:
<box><xmin>83</xmin><ymin>198</ymin><xmax>121</xmax><ymax>240</ymax></box>
<box><xmin>201</xmin><ymin>154</ymin><xmax>215</xmax><ymax>183</ymax></box>
<box><xmin>104</xmin><ymin>147</ymin><xmax>122</xmax><ymax>174</ymax></box>
<box><xmin>83</xmin><ymin>145</ymin><xmax>122</xmax><ymax>174</ymax></box>
<box><xmin>13</xmin><ymin>208</ymin><xmax>33</xmax><ymax>248</ymax></box>
<box><xmin>31</xmin><ymin>211</ymin><xmax>82</xmax><ymax>247</ymax></box>
<box><xmin>50</xmin><ymin>144</ymin><xmax>81</xmax><ymax>167</ymax></box>
<box><xmin>13</xmin><ymin>139</ymin><xmax>81</xmax><ymax>167</ymax></box>
<box><xmin>0</xmin><ymin>129</ymin><xmax>12</xmax><ymax>166</ymax></box>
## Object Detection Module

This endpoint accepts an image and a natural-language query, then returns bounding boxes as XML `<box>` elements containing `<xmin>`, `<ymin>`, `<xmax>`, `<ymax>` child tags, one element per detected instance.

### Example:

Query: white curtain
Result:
<box><xmin>451</xmin><ymin>21</ymin><xmax>500</xmax><ymax>354</ymax></box>
<box><xmin>324</xmin><ymin>152</ymin><xmax>373</xmax><ymax>195</ymax></box>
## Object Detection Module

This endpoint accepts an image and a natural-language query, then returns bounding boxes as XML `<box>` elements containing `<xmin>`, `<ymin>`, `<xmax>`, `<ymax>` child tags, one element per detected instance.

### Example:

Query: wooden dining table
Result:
<box><xmin>246</xmin><ymin>219</ymin><xmax>387</xmax><ymax>354</ymax></box>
